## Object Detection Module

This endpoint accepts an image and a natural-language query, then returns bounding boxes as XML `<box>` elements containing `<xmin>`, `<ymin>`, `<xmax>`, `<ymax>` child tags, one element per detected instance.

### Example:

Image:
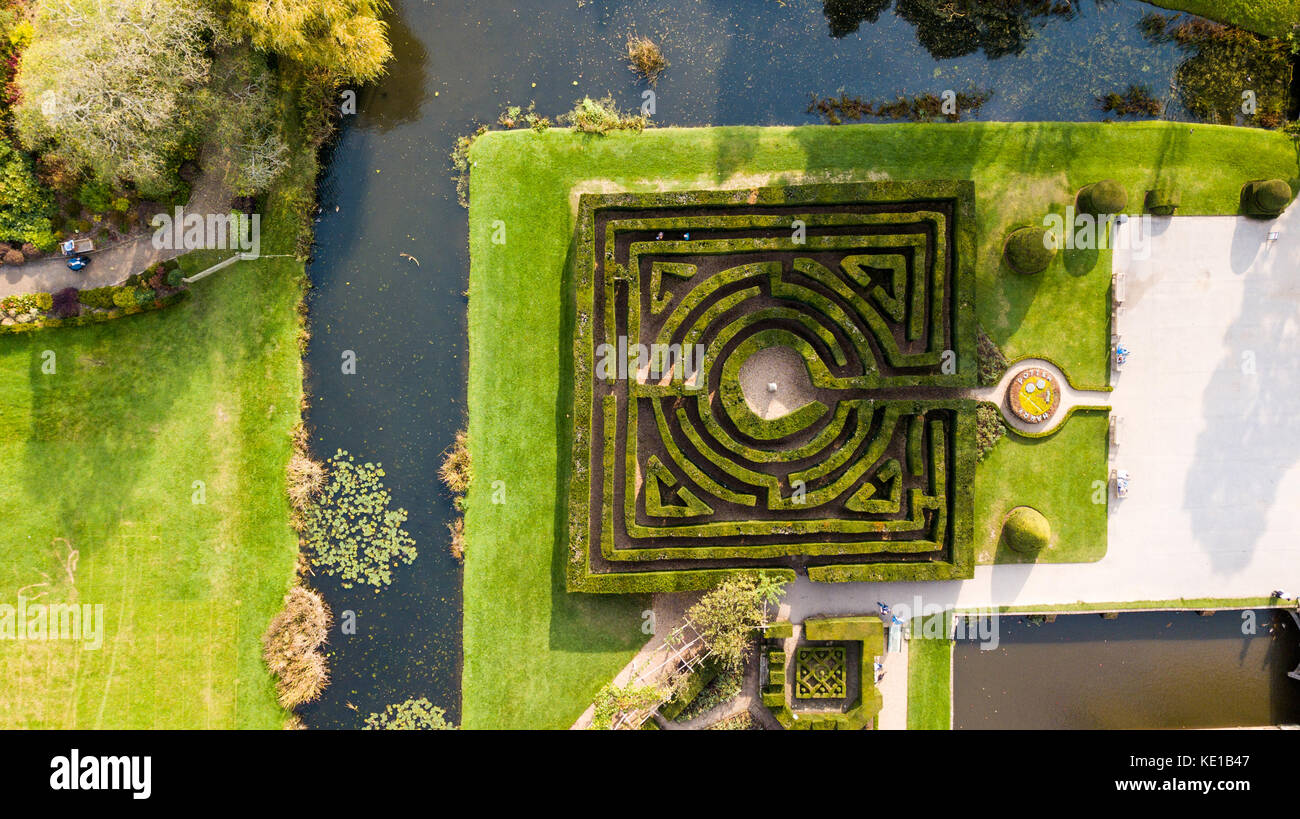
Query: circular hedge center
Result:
<box><xmin>1253</xmin><ymin>179</ymin><xmax>1292</xmax><ymax>214</ymax></box>
<box><xmin>1080</xmin><ymin>179</ymin><xmax>1128</xmax><ymax>215</ymax></box>
<box><xmin>1004</xmin><ymin>227</ymin><xmax>1056</xmax><ymax>275</ymax></box>
<box><xmin>1003</xmin><ymin>506</ymin><xmax>1051</xmax><ymax>553</ymax></box>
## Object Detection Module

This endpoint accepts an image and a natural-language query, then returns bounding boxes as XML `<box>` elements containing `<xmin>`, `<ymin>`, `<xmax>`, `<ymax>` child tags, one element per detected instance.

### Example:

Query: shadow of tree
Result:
<box><xmin>1184</xmin><ymin>214</ymin><xmax>1300</xmax><ymax>573</ymax></box>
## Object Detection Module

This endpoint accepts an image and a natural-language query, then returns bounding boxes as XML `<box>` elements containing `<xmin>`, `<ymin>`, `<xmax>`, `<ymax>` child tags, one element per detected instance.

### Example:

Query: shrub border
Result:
<box><xmin>0</xmin><ymin>290</ymin><xmax>189</xmax><ymax>335</ymax></box>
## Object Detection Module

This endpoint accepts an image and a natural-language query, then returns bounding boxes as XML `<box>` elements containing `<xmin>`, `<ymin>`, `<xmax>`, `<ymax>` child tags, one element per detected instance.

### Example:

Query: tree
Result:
<box><xmin>364</xmin><ymin>697</ymin><xmax>455</xmax><ymax>730</ymax></box>
<box><xmin>0</xmin><ymin>137</ymin><xmax>56</xmax><ymax>250</ymax></box>
<box><xmin>15</xmin><ymin>0</ymin><xmax>216</xmax><ymax>190</ymax></box>
<box><xmin>687</xmin><ymin>572</ymin><xmax>788</xmax><ymax>673</ymax></box>
<box><xmin>205</xmin><ymin>52</ymin><xmax>292</xmax><ymax>196</ymax></box>
<box><xmin>227</xmin><ymin>0</ymin><xmax>393</xmax><ymax>83</ymax></box>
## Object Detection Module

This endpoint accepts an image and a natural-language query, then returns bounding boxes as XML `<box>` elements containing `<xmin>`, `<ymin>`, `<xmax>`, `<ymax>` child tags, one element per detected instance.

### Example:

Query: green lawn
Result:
<box><xmin>907</xmin><ymin>616</ymin><xmax>951</xmax><ymax>730</ymax></box>
<box><xmin>1145</xmin><ymin>0</ymin><xmax>1299</xmax><ymax>36</ymax></box>
<box><xmin>464</xmin><ymin>121</ymin><xmax>1298</xmax><ymax>729</ymax></box>
<box><xmin>0</xmin><ymin>166</ymin><xmax>308</xmax><ymax>728</ymax></box>
<box><xmin>976</xmin><ymin>410</ymin><xmax>1111</xmax><ymax>564</ymax></box>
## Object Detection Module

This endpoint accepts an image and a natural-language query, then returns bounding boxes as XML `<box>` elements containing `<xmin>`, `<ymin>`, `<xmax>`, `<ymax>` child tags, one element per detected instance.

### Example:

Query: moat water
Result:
<box><xmin>955</xmin><ymin>610</ymin><xmax>1300</xmax><ymax>729</ymax></box>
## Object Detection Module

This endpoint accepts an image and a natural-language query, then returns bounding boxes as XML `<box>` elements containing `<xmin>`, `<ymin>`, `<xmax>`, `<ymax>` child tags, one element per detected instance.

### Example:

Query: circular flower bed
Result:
<box><xmin>1007</xmin><ymin>366</ymin><xmax>1060</xmax><ymax>424</ymax></box>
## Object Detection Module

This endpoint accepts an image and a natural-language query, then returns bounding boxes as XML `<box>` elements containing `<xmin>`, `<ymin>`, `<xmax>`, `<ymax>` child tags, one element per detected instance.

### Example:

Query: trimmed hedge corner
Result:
<box><xmin>1144</xmin><ymin>185</ymin><xmax>1180</xmax><ymax>216</ymax></box>
<box><xmin>1242</xmin><ymin>178</ymin><xmax>1294</xmax><ymax>219</ymax></box>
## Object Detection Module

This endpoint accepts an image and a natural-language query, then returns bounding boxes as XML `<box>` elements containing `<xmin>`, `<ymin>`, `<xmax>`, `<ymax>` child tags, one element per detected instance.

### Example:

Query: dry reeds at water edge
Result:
<box><xmin>262</xmin><ymin>586</ymin><xmax>333</xmax><ymax>710</ymax></box>
<box><xmin>286</xmin><ymin>423</ymin><xmax>325</xmax><ymax>524</ymax></box>
<box><xmin>438</xmin><ymin>429</ymin><xmax>471</xmax><ymax>495</ymax></box>
<box><xmin>440</xmin><ymin>428</ymin><xmax>472</xmax><ymax>561</ymax></box>
<box><xmin>447</xmin><ymin>517</ymin><xmax>466</xmax><ymax>561</ymax></box>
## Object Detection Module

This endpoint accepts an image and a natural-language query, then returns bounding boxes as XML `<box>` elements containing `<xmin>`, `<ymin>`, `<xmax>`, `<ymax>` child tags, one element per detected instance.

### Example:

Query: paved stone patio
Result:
<box><xmin>784</xmin><ymin>208</ymin><xmax>1300</xmax><ymax>619</ymax></box>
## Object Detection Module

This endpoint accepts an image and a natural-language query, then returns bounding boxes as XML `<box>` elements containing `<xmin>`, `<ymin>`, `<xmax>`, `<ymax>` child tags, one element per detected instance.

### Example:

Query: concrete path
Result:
<box><xmin>0</xmin><ymin>155</ymin><xmax>232</xmax><ymax>298</ymax></box>
<box><xmin>875</xmin><ymin>630</ymin><xmax>908</xmax><ymax>729</ymax></box>
<box><xmin>778</xmin><ymin>207</ymin><xmax>1300</xmax><ymax>619</ymax></box>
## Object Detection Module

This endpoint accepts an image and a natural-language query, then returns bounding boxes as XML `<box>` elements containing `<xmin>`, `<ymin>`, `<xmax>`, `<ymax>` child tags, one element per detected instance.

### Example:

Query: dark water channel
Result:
<box><xmin>955</xmin><ymin>610</ymin><xmax>1300</xmax><ymax>729</ymax></box>
<box><xmin>297</xmin><ymin>0</ymin><xmax>1256</xmax><ymax>728</ymax></box>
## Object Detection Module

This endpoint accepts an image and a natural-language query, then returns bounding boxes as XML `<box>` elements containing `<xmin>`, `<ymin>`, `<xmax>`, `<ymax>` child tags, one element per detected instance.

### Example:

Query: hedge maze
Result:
<box><xmin>567</xmin><ymin>182</ymin><xmax>977</xmax><ymax>592</ymax></box>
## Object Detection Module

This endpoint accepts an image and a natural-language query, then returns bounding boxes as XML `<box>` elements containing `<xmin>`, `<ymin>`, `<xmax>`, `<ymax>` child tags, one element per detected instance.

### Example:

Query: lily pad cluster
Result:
<box><xmin>364</xmin><ymin>697</ymin><xmax>454</xmax><ymax>730</ymax></box>
<box><xmin>304</xmin><ymin>450</ymin><xmax>417</xmax><ymax>589</ymax></box>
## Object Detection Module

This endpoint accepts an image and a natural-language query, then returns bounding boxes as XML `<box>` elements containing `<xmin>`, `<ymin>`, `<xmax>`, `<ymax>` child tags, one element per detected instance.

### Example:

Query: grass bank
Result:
<box><xmin>907</xmin><ymin>616</ymin><xmax>952</xmax><ymax>730</ymax></box>
<box><xmin>1145</xmin><ymin>0</ymin><xmax>1299</xmax><ymax>37</ymax></box>
<box><xmin>0</xmin><ymin>149</ymin><xmax>312</xmax><ymax>729</ymax></box>
<box><xmin>464</xmin><ymin>121</ymin><xmax>1297</xmax><ymax>729</ymax></box>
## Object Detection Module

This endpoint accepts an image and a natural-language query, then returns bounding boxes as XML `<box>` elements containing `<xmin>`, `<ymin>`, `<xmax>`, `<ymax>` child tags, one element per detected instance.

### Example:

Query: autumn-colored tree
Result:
<box><xmin>0</xmin><ymin>137</ymin><xmax>56</xmax><ymax>250</ymax></box>
<box><xmin>687</xmin><ymin>572</ymin><xmax>787</xmax><ymax>673</ymax></box>
<box><xmin>15</xmin><ymin>0</ymin><xmax>216</xmax><ymax>190</ymax></box>
<box><xmin>227</xmin><ymin>0</ymin><xmax>393</xmax><ymax>83</ymax></box>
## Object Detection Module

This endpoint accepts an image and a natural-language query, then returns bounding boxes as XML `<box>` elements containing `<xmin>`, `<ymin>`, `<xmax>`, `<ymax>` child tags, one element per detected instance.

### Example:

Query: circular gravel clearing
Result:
<box><xmin>738</xmin><ymin>345</ymin><xmax>815</xmax><ymax>421</ymax></box>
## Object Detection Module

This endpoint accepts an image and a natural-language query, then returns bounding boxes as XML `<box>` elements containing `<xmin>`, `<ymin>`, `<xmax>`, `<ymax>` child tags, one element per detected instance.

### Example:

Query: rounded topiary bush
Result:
<box><xmin>1078</xmin><ymin>179</ymin><xmax>1128</xmax><ymax>215</ymax></box>
<box><xmin>1003</xmin><ymin>506</ymin><xmax>1050</xmax><ymax>553</ymax></box>
<box><xmin>2</xmin><ymin>249</ymin><xmax>24</xmax><ymax>266</ymax></box>
<box><xmin>1243</xmin><ymin>179</ymin><xmax>1293</xmax><ymax>218</ymax></box>
<box><xmin>1144</xmin><ymin>185</ymin><xmax>1180</xmax><ymax>216</ymax></box>
<box><xmin>1003</xmin><ymin>226</ymin><xmax>1056</xmax><ymax>275</ymax></box>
